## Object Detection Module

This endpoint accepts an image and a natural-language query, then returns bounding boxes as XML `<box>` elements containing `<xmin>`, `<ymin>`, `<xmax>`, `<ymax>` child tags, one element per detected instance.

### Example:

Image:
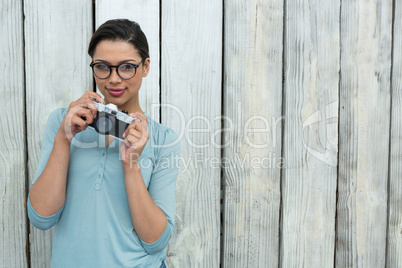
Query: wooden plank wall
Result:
<box><xmin>162</xmin><ymin>1</ymin><xmax>222</xmax><ymax>266</ymax></box>
<box><xmin>1</xmin><ymin>0</ymin><xmax>401</xmax><ymax>267</ymax></box>
<box><xmin>337</xmin><ymin>0</ymin><xmax>393</xmax><ymax>267</ymax></box>
<box><xmin>388</xmin><ymin>0</ymin><xmax>402</xmax><ymax>265</ymax></box>
<box><xmin>281</xmin><ymin>0</ymin><xmax>340</xmax><ymax>266</ymax></box>
<box><xmin>24</xmin><ymin>0</ymin><xmax>92</xmax><ymax>266</ymax></box>
<box><xmin>0</xmin><ymin>0</ymin><xmax>27</xmax><ymax>267</ymax></box>
<box><xmin>223</xmin><ymin>0</ymin><xmax>283</xmax><ymax>267</ymax></box>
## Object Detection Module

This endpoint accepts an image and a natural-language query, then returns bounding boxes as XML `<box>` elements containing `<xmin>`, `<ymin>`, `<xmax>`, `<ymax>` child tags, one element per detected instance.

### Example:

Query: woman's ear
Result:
<box><xmin>142</xmin><ymin>58</ymin><xmax>150</xmax><ymax>77</ymax></box>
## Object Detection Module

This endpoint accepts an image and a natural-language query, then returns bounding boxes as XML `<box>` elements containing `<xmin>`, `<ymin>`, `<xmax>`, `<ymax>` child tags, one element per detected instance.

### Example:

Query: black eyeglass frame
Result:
<box><xmin>89</xmin><ymin>59</ymin><xmax>145</xmax><ymax>80</ymax></box>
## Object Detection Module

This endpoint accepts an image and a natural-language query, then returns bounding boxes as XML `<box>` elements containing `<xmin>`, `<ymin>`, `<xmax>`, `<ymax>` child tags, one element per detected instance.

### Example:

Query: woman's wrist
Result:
<box><xmin>124</xmin><ymin>163</ymin><xmax>143</xmax><ymax>189</ymax></box>
<box><xmin>55</xmin><ymin>129</ymin><xmax>71</xmax><ymax>146</ymax></box>
<box><xmin>54</xmin><ymin>119</ymin><xmax>70</xmax><ymax>143</ymax></box>
<box><xmin>123</xmin><ymin>161</ymin><xmax>141</xmax><ymax>176</ymax></box>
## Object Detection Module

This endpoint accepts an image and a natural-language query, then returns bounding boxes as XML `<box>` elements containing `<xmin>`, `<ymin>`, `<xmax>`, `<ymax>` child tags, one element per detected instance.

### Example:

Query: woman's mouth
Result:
<box><xmin>107</xmin><ymin>88</ymin><xmax>125</xmax><ymax>97</ymax></box>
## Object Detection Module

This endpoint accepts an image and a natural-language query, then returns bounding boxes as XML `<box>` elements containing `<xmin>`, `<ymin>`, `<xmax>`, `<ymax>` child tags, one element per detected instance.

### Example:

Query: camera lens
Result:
<box><xmin>94</xmin><ymin>113</ymin><xmax>115</xmax><ymax>135</ymax></box>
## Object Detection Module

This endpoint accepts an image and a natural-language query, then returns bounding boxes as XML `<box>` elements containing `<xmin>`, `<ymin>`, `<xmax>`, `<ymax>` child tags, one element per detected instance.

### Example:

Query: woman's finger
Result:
<box><xmin>129</xmin><ymin>114</ymin><xmax>149</xmax><ymax>142</ymax></box>
<box><xmin>130</xmin><ymin>119</ymin><xmax>142</xmax><ymax>131</ymax></box>
<box><xmin>83</xmin><ymin>101</ymin><xmax>98</xmax><ymax>116</ymax></box>
<box><xmin>129</xmin><ymin>113</ymin><xmax>147</xmax><ymax>123</ymax></box>
<box><xmin>133</xmin><ymin>117</ymin><xmax>146</xmax><ymax>132</ymax></box>
<box><xmin>84</xmin><ymin>90</ymin><xmax>104</xmax><ymax>103</ymax></box>
<box><xmin>78</xmin><ymin>107</ymin><xmax>95</xmax><ymax>124</ymax></box>
<box><xmin>136</xmin><ymin>114</ymin><xmax>148</xmax><ymax>124</ymax></box>
<box><xmin>123</xmin><ymin>138</ymin><xmax>132</xmax><ymax>148</ymax></box>
<box><xmin>70</xmin><ymin>104</ymin><xmax>94</xmax><ymax>123</ymax></box>
<box><xmin>136</xmin><ymin>115</ymin><xmax>148</xmax><ymax>131</ymax></box>
<box><xmin>128</xmin><ymin>127</ymin><xmax>142</xmax><ymax>139</ymax></box>
<box><xmin>125</xmin><ymin>135</ymin><xmax>138</xmax><ymax>146</ymax></box>
<box><xmin>123</xmin><ymin>120</ymin><xmax>140</xmax><ymax>138</ymax></box>
<box><xmin>124</xmin><ymin>135</ymin><xmax>144</xmax><ymax>150</ymax></box>
<box><xmin>131</xmin><ymin>113</ymin><xmax>145</xmax><ymax>120</ymax></box>
<box><xmin>74</xmin><ymin>101</ymin><xmax>98</xmax><ymax>119</ymax></box>
<box><xmin>71</xmin><ymin>114</ymin><xmax>87</xmax><ymax>130</ymax></box>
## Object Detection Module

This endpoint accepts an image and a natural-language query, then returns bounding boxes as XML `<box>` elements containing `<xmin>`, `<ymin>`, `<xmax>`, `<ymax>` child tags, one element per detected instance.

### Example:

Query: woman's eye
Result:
<box><xmin>95</xmin><ymin>64</ymin><xmax>109</xmax><ymax>70</ymax></box>
<box><xmin>120</xmin><ymin>64</ymin><xmax>135</xmax><ymax>71</ymax></box>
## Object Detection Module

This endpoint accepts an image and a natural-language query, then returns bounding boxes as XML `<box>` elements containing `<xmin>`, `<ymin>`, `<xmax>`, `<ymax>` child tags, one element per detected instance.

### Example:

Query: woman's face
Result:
<box><xmin>92</xmin><ymin>40</ymin><xmax>150</xmax><ymax>111</ymax></box>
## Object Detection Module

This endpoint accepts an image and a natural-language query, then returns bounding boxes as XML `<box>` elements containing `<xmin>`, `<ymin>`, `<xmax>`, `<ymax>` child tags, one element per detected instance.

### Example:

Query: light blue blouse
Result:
<box><xmin>28</xmin><ymin>108</ymin><xmax>180</xmax><ymax>268</ymax></box>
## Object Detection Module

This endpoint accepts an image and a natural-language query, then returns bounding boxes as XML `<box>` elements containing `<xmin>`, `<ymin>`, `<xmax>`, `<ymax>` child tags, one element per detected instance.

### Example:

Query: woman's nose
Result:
<box><xmin>108</xmin><ymin>67</ymin><xmax>122</xmax><ymax>83</ymax></box>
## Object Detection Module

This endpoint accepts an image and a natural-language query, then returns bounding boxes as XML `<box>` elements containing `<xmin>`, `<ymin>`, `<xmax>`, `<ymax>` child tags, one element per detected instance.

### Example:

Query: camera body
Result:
<box><xmin>87</xmin><ymin>98</ymin><xmax>138</xmax><ymax>141</ymax></box>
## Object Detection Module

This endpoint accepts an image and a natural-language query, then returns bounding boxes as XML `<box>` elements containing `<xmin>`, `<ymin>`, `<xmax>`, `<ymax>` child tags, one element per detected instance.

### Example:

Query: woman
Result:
<box><xmin>28</xmin><ymin>19</ymin><xmax>179</xmax><ymax>268</ymax></box>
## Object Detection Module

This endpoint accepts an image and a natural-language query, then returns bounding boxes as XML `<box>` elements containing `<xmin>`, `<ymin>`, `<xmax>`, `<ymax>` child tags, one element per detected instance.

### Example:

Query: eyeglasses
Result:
<box><xmin>90</xmin><ymin>59</ymin><xmax>144</xmax><ymax>80</ymax></box>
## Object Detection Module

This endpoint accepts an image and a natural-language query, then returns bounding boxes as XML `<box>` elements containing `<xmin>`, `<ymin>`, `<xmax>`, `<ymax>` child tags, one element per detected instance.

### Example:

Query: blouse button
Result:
<box><xmin>95</xmin><ymin>183</ymin><xmax>101</xmax><ymax>190</ymax></box>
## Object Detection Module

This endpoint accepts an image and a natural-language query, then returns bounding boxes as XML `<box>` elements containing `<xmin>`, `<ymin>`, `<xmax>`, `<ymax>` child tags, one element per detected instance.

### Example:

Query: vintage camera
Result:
<box><xmin>84</xmin><ymin>98</ymin><xmax>139</xmax><ymax>141</ymax></box>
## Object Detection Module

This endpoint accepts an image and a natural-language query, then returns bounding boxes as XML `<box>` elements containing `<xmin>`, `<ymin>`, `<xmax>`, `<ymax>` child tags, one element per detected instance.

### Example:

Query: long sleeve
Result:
<box><xmin>27</xmin><ymin>108</ymin><xmax>67</xmax><ymax>230</ymax></box>
<box><xmin>139</xmin><ymin>128</ymin><xmax>180</xmax><ymax>254</ymax></box>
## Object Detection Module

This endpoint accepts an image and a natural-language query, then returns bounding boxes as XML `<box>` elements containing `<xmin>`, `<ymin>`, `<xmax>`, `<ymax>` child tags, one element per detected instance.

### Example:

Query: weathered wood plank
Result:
<box><xmin>96</xmin><ymin>0</ymin><xmax>160</xmax><ymax>122</ymax></box>
<box><xmin>336</xmin><ymin>0</ymin><xmax>393</xmax><ymax>267</ymax></box>
<box><xmin>161</xmin><ymin>1</ymin><xmax>222</xmax><ymax>267</ymax></box>
<box><xmin>281</xmin><ymin>0</ymin><xmax>340</xmax><ymax>266</ymax></box>
<box><xmin>0</xmin><ymin>0</ymin><xmax>28</xmax><ymax>267</ymax></box>
<box><xmin>24</xmin><ymin>0</ymin><xmax>92</xmax><ymax>266</ymax></box>
<box><xmin>387</xmin><ymin>0</ymin><xmax>402</xmax><ymax>266</ymax></box>
<box><xmin>222</xmin><ymin>0</ymin><xmax>283</xmax><ymax>267</ymax></box>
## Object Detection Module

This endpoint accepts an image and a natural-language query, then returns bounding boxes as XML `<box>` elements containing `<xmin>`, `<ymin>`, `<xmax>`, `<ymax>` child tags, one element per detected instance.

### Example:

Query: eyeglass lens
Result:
<box><xmin>92</xmin><ymin>63</ymin><xmax>137</xmax><ymax>79</ymax></box>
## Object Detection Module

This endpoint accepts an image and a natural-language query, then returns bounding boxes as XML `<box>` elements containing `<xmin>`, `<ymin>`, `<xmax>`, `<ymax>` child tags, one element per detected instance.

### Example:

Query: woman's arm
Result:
<box><xmin>124</xmin><ymin>164</ymin><xmax>167</xmax><ymax>244</ymax></box>
<box><xmin>121</xmin><ymin>113</ymin><xmax>179</xmax><ymax>254</ymax></box>
<box><xmin>28</xmin><ymin>129</ymin><xmax>71</xmax><ymax>216</ymax></box>
<box><xmin>121</xmin><ymin>113</ymin><xmax>167</xmax><ymax>243</ymax></box>
<box><xmin>29</xmin><ymin>91</ymin><xmax>102</xmax><ymax>217</ymax></box>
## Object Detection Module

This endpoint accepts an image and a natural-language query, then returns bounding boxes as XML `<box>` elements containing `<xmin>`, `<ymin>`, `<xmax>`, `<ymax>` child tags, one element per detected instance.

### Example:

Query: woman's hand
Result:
<box><xmin>59</xmin><ymin>90</ymin><xmax>104</xmax><ymax>142</ymax></box>
<box><xmin>120</xmin><ymin>113</ymin><xmax>149</xmax><ymax>169</ymax></box>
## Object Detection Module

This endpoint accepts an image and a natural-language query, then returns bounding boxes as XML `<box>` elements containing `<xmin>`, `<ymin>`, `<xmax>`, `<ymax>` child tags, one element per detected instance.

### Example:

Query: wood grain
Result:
<box><xmin>281</xmin><ymin>0</ymin><xmax>340</xmax><ymax>266</ymax></box>
<box><xmin>222</xmin><ymin>0</ymin><xmax>283</xmax><ymax>267</ymax></box>
<box><xmin>161</xmin><ymin>1</ymin><xmax>222</xmax><ymax>267</ymax></box>
<box><xmin>336</xmin><ymin>0</ymin><xmax>393</xmax><ymax>266</ymax></box>
<box><xmin>0</xmin><ymin>0</ymin><xmax>28</xmax><ymax>267</ymax></box>
<box><xmin>1</xmin><ymin>1</ymin><xmax>401</xmax><ymax>267</ymax></box>
<box><xmin>96</xmin><ymin>0</ymin><xmax>160</xmax><ymax>122</ymax></box>
<box><xmin>387</xmin><ymin>0</ymin><xmax>402</xmax><ymax>266</ymax></box>
<box><xmin>24</xmin><ymin>0</ymin><xmax>92</xmax><ymax>266</ymax></box>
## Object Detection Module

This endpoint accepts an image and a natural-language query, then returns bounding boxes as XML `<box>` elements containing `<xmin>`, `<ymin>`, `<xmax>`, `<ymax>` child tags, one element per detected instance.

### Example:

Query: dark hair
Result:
<box><xmin>88</xmin><ymin>19</ymin><xmax>149</xmax><ymax>61</ymax></box>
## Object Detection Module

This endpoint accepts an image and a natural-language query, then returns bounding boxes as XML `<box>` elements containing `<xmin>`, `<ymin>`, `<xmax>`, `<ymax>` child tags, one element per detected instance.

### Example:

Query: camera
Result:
<box><xmin>84</xmin><ymin>98</ymin><xmax>139</xmax><ymax>141</ymax></box>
